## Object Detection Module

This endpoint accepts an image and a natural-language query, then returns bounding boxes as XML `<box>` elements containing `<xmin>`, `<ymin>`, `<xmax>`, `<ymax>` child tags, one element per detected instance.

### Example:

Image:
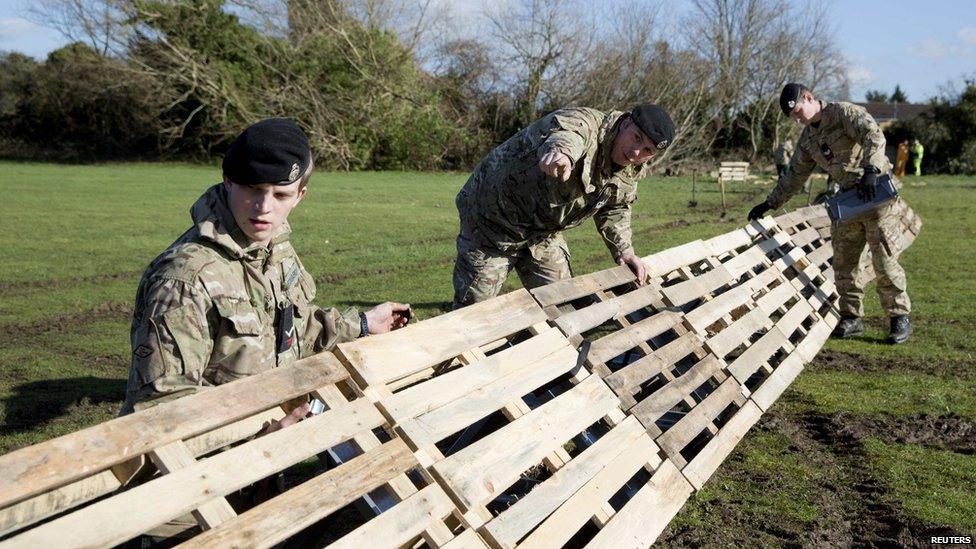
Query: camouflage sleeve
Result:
<box><xmin>766</xmin><ymin>141</ymin><xmax>816</xmax><ymax>209</ymax></box>
<box><xmin>842</xmin><ymin>105</ymin><xmax>887</xmax><ymax>169</ymax></box>
<box><xmin>302</xmin><ymin>305</ymin><xmax>362</xmax><ymax>355</ymax></box>
<box><xmin>539</xmin><ymin>110</ymin><xmax>598</xmax><ymax>164</ymax></box>
<box><xmin>123</xmin><ymin>278</ymin><xmax>216</xmax><ymax>414</ymax></box>
<box><xmin>594</xmin><ymin>201</ymin><xmax>634</xmax><ymax>261</ymax></box>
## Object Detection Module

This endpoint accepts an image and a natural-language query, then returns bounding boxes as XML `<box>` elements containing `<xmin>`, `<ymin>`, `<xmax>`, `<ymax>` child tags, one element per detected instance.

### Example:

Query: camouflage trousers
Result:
<box><xmin>452</xmin><ymin>213</ymin><xmax>572</xmax><ymax>309</ymax></box>
<box><xmin>832</xmin><ymin>199</ymin><xmax>911</xmax><ymax>318</ymax></box>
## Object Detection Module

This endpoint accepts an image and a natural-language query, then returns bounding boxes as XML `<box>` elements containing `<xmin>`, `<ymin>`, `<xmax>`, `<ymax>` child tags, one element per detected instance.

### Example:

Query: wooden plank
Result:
<box><xmin>776</xmin><ymin>299</ymin><xmax>815</xmax><ymax>339</ymax></box>
<box><xmin>585</xmin><ymin>460</ymin><xmax>693</xmax><ymax>548</ymax></box>
<box><xmin>653</xmin><ymin>377</ymin><xmax>744</xmax><ymax>458</ymax></box>
<box><xmin>0</xmin><ymin>471</ymin><xmax>120</xmax><ymax>537</ymax></box>
<box><xmin>604</xmin><ymin>331</ymin><xmax>703</xmax><ymax>396</ymax></box>
<box><xmin>795</xmin><ymin>319</ymin><xmax>833</xmax><ymax>362</ymax></box>
<box><xmin>383</xmin><ymin>328</ymin><xmax>569</xmax><ymax>421</ymax></box>
<box><xmin>480</xmin><ymin>416</ymin><xmax>648</xmax><ymax>548</ymax></box>
<box><xmin>5</xmin><ymin>399</ymin><xmax>385</xmax><ymax>548</ymax></box>
<box><xmin>395</xmin><ymin>345</ymin><xmax>579</xmax><ymax>448</ymax></box>
<box><xmin>149</xmin><ymin>441</ymin><xmax>237</xmax><ymax>530</ymax></box>
<box><xmin>180</xmin><ymin>439</ymin><xmax>416</xmax><ymax>549</ymax></box>
<box><xmin>683</xmin><ymin>280</ymin><xmax>753</xmax><ymax>333</ymax></box>
<box><xmin>529</xmin><ymin>266</ymin><xmax>635</xmax><ymax>307</ymax></box>
<box><xmin>726</xmin><ymin>327</ymin><xmax>791</xmax><ymax>383</ymax></box>
<box><xmin>706</xmin><ymin>306</ymin><xmax>771</xmax><ymax>358</ymax></box>
<box><xmin>431</xmin><ymin>376</ymin><xmax>619</xmax><ymax>511</ymax></box>
<box><xmin>183</xmin><ymin>408</ymin><xmax>285</xmax><ymax>457</ymax></box>
<box><xmin>0</xmin><ymin>353</ymin><xmax>347</xmax><ymax>508</ymax></box>
<box><xmin>588</xmin><ymin>310</ymin><xmax>683</xmax><ymax>365</ymax></box>
<box><xmin>441</xmin><ymin>529</ymin><xmax>489</xmax><ymax>548</ymax></box>
<box><xmin>553</xmin><ymin>284</ymin><xmax>664</xmax><ymax>337</ymax></box>
<box><xmin>629</xmin><ymin>355</ymin><xmax>723</xmax><ymax>424</ymax></box>
<box><xmin>750</xmin><ymin>354</ymin><xmax>805</xmax><ymax>411</ymax></box>
<box><xmin>754</xmin><ymin>281</ymin><xmax>796</xmax><ymax>316</ymax></box>
<box><xmin>514</xmin><ymin>429</ymin><xmax>660</xmax><ymax>549</ymax></box>
<box><xmin>682</xmin><ymin>401</ymin><xmax>763</xmax><ymax>489</ymax></box>
<box><xmin>337</xmin><ymin>289</ymin><xmax>546</xmax><ymax>387</ymax></box>
<box><xmin>328</xmin><ymin>484</ymin><xmax>456</xmax><ymax>549</ymax></box>
<box><xmin>702</xmin><ymin>229</ymin><xmax>753</xmax><ymax>257</ymax></box>
<box><xmin>641</xmin><ymin>241</ymin><xmax>709</xmax><ymax>278</ymax></box>
<box><xmin>661</xmin><ymin>265</ymin><xmax>736</xmax><ymax>307</ymax></box>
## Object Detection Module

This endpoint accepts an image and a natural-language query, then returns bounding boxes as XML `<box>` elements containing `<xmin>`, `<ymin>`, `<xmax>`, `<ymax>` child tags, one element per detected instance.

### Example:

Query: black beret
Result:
<box><xmin>222</xmin><ymin>118</ymin><xmax>311</xmax><ymax>186</ymax></box>
<box><xmin>779</xmin><ymin>83</ymin><xmax>806</xmax><ymax>116</ymax></box>
<box><xmin>630</xmin><ymin>105</ymin><xmax>675</xmax><ymax>150</ymax></box>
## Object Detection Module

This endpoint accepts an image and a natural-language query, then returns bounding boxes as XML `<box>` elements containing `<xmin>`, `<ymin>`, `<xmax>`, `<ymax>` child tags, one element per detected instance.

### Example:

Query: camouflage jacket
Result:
<box><xmin>774</xmin><ymin>140</ymin><xmax>793</xmax><ymax>165</ymax></box>
<box><xmin>767</xmin><ymin>101</ymin><xmax>892</xmax><ymax>209</ymax></box>
<box><xmin>122</xmin><ymin>184</ymin><xmax>360</xmax><ymax>413</ymax></box>
<box><xmin>457</xmin><ymin>108</ymin><xmax>648</xmax><ymax>260</ymax></box>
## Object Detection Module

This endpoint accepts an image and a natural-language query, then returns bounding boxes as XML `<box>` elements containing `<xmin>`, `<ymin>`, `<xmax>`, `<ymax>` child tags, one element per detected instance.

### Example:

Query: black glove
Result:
<box><xmin>748</xmin><ymin>201</ymin><xmax>772</xmax><ymax>221</ymax></box>
<box><xmin>857</xmin><ymin>166</ymin><xmax>879</xmax><ymax>201</ymax></box>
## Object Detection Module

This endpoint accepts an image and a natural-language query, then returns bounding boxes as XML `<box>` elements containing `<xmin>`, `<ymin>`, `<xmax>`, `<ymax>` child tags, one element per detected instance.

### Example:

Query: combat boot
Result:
<box><xmin>831</xmin><ymin>316</ymin><xmax>863</xmax><ymax>338</ymax></box>
<box><xmin>886</xmin><ymin>315</ymin><xmax>911</xmax><ymax>344</ymax></box>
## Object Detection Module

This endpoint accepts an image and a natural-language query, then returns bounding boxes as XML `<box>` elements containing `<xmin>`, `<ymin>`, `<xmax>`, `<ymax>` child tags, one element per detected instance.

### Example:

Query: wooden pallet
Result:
<box><xmin>529</xmin><ymin>214</ymin><xmax>840</xmax><ymax>491</ymax></box>
<box><xmin>0</xmin><ymin>353</ymin><xmax>474</xmax><ymax>548</ymax></box>
<box><xmin>337</xmin><ymin>289</ymin><xmax>690</xmax><ymax>547</ymax></box>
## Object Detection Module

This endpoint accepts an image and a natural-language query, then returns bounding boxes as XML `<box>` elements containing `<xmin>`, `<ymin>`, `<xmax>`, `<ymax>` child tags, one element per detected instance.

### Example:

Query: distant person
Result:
<box><xmin>894</xmin><ymin>139</ymin><xmax>908</xmax><ymax>177</ymax></box>
<box><xmin>774</xmin><ymin>138</ymin><xmax>793</xmax><ymax>179</ymax></box>
<box><xmin>912</xmin><ymin>139</ymin><xmax>924</xmax><ymax>175</ymax></box>
<box><xmin>123</xmin><ymin>118</ymin><xmax>412</xmax><ymax>415</ymax></box>
<box><xmin>748</xmin><ymin>83</ymin><xmax>914</xmax><ymax>344</ymax></box>
<box><xmin>452</xmin><ymin>105</ymin><xmax>675</xmax><ymax>309</ymax></box>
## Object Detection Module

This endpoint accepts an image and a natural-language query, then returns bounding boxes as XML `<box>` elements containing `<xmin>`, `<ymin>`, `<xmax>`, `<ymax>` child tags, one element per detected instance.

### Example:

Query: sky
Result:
<box><xmin>2</xmin><ymin>0</ymin><xmax>975</xmax><ymax>103</ymax></box>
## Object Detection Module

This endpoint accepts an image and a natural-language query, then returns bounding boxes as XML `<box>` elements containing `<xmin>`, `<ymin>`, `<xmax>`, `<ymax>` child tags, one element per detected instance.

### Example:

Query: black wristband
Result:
<box><xmin>358</xmin><ymin>312</ymin><xmax>369</xmax><ymax>338</ymax></box>
<box><xmin>863</xmin><ymin>165</ymin><xmax>880</xmax><ymax>174</ymax></box>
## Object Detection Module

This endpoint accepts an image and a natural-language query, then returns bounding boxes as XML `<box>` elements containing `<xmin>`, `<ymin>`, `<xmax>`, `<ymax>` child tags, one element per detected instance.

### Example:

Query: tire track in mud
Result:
<box><xmin>0</xmin><ymin>270</ymin><xmax>142</xmax><ymax>295</ymax></box>
<box><xmin>0</xmin><ymin>302</ymin><xmax>131</xmax><ymax>345</ymax></box>
<box><xmin>793</xmin><ymin>409</ymin><xmax>966</xmax><ymax>547</ymax></box>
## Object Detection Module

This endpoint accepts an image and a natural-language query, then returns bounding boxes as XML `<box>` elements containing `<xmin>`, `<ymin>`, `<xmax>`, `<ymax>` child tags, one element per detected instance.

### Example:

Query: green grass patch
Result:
<box><xmin>791</xmin><ymin>370</ymin><xmax>976</xmax><ymax>418</ymax></box>
<box><xmin>863</xmin><ymin>438</ymin><xmax>976</xmax><ymax>530</ymax></box>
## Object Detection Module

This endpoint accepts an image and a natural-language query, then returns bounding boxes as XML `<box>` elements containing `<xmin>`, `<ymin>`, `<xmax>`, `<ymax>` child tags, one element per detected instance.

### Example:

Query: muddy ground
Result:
<box><xmin>656</xmin><ymin>350</ymin><xmax>973</xmax><ymax>548</ymax></box>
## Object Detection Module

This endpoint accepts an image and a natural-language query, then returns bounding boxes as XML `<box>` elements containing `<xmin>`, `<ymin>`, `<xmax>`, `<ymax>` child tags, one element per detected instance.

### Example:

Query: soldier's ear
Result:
<box><xmin>296</xmin><ymin>186</ymin><xmax>308</xmax><ymax>204</ymax></box>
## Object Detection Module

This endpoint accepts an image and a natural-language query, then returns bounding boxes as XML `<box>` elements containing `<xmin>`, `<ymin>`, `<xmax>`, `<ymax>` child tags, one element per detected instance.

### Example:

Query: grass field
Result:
<box><xmin>1</xmin><ymin>161</ymin><xmax>974</xmax><ymax>545</ymax></box>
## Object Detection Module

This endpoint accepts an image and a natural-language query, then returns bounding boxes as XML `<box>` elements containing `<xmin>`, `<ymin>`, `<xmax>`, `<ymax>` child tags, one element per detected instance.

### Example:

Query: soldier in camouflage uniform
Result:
<box><xmin>749</xmin><ymin>83</ymin><xmax>912</xmax><ymax>344</ymax></box>
<box><xmin>453</xmin><ymin>104</ymin><xmax>675</xmax><ymax>309</ymax></box>
<box><xmin>123</xmin><ymin>118</ymin><xmax>412</xmax><ymax>415</ymax></box>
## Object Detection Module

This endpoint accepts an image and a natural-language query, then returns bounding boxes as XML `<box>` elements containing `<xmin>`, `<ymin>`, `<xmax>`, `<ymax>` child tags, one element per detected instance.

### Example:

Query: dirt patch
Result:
<box><xmin>811</xmin><ymin>349</ymin><xmax>973</xmax><ymax>379</ymax></box>
<box><xmin>0</xmin><ymin>270</ymin><xmax>141</xmax><ymax>294</ymax></box>
<box><xmin>314</xmin><ymin>256</ymin><xmax>456</xmax><ymax>285</ymax></box>
<box><xmin>806</xmin><ymin>411</ymin><xmax>976</xmax><ymax>456</ymax></box>
<box><xmin>0</xmin><ymin>301</ymin><xmax>131</xmax><ymax>345</ymax></box>
<box><xmin>793</xmin><ymin>410</ymin><xmax>966</xmax><ymax>547</ymax></box>
<box><xmin>657</xmin><ymin>407</ymin><xmax>967</xmax><ymax>548</ymax></box>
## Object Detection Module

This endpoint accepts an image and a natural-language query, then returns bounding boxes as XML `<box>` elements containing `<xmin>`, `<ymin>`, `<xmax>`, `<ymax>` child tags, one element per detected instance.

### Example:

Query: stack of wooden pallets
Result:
<box><xmin>0</xmin><ymin>205</ymin><xmax>840</xmax><ymax>548</ymax></box>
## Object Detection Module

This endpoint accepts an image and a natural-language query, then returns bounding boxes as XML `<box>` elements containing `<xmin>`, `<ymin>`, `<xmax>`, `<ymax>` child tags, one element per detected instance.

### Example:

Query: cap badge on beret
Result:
<box><xmin>656</xmin><ymin>139</ymin><xmax>668</xmax><ymax>150</ymax></box>
<box><xmin>289</xmin><ymin>163</ymin><xmax>300</xmax><ymax>181</ymax></box>
<box><xmin>788</xmin><ymin>100</ymin><xmax>796</xmax><ymax>109</ymax></box>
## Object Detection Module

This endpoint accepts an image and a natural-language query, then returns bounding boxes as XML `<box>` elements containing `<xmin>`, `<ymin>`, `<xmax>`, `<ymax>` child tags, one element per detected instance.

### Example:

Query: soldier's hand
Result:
<box><xmin>365</xmin><ymin>302</ymin><xmax>413</xmax><ymax>334</ymax></box>
<box><xmin>857</xmin><ymin>167</ymin><xmax>878</xmax><ymax>201</ymax></box>
<box><xmin>539</xmin><ymin>151</ymin><xmax>573</xmax><ymax>182</ymax></box>
<box><xmin>617</xmin><ymin>251</ymin><xmax>648</xmax><ymax>286</ymax></box>
<box><xmin>747</xmin><ymin>201</ymin><xmax>772</xmax><ymax>221</ymax></box>
<box><xmin>263</xmin><ymin>402</ymin><xmax>310</xmax><ymax>434</ymax></box>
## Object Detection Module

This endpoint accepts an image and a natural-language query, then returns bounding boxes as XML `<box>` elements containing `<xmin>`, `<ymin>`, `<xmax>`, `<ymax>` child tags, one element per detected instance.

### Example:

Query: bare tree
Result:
<box><xmin>482</xmin><ymin>0</ymin><xmax>596</xmax><ymax>125</ymax></box>
<box><xmin>686</xmin><ymin>0</ymin><xmax>848</xmax><ymax>160</ymax></box>
<box><xmin>28</xmin><ymin>0</ymin><xmax>130</xmax><ymax>56</ymax></box>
